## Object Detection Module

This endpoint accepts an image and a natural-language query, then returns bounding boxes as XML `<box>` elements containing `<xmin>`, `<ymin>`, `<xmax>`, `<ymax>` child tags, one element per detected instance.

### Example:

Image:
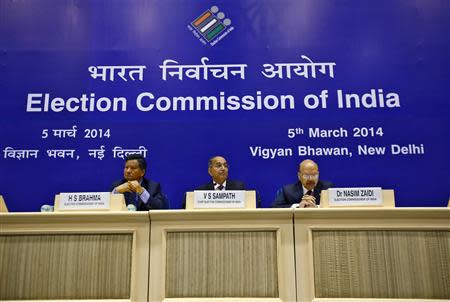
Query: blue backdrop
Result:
<box><xmin>0</xmin><ymin>0</ymin><xmax>448</xmax><ymax>211</ymax></box>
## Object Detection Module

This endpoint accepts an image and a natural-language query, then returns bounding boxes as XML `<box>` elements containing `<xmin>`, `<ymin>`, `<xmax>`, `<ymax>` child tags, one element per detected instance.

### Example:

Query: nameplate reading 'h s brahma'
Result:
<box><xmin>57</xmin><ymin>192</ymin><xmax>111</xmax><ymax>211</ymax></box>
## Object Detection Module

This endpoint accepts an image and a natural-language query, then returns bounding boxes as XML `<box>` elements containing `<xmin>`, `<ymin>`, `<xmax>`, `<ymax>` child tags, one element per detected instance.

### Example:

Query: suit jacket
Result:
<box><xmin>111</xmin><ymin>178</ymin><xmax>169</xmax><ymax>210</ymax></box>
<box><xmin>271</xmin><ymin>180</ymin><xmax>333</xmax><ymax>208</ymax></box>
<box><xmin>195</xmin><ymin>179</ymin><xmax>246</xmax><ymax>191</ymax></box>
<box><xmin>182</xmin><ymin>179</ymin><xmax>249</xmax><ymax>208</ymax></box>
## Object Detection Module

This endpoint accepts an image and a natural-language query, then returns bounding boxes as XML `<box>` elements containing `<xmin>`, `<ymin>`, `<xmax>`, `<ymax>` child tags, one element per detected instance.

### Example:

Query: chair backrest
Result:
<box><xmin>161</xmin><ymin>193</ymin><xmax>170</xmax><ymax>209</ymax></box>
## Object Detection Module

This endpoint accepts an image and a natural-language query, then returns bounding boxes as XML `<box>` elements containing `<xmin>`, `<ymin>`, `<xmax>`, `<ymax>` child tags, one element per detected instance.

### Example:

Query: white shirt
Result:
<box><xmin>302</xmin><ymin>186</ymin><xmax>314</xmax><ymax>196</ymax></box>
<box><xmin>213</xmin><ymin>181</ymin><xmax>227</xmax><ymax>191</ymax></box>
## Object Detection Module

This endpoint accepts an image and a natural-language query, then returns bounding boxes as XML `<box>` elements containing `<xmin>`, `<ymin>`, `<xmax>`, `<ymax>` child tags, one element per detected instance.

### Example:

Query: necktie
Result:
<box><xmin>134</xmin><ymin>192</ymin><xmax>139</xmax><ymax>207</ymax></box>
<box><xmin>306</xmin><ymin>190</ymin><xmax>313</xmax><ymax>196</ymax></box>
<box><xmin>217</xmin><ymin>184</ymin><xmax>224</xmax><ymax>190</ymax></box>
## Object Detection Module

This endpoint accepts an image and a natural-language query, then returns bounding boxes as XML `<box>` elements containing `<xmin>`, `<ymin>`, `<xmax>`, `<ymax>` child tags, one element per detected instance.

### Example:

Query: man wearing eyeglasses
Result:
<box><xmin>272</xmin><ymin>159</ymin><xmax>333</xmax><ymax>208</ymax></box>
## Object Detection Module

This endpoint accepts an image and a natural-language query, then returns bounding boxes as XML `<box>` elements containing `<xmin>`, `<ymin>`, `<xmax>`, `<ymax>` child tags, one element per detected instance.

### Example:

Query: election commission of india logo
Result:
<box><xmin>188</xmin><ymin>5</ymin><xmax>234</xmax><ymax>46</ymax></box>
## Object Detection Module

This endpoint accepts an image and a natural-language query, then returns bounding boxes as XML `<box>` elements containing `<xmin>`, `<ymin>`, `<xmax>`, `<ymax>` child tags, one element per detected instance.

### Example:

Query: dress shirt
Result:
<box><xmin>214</xmin><ymin>181</ymin><xmax>227</xmax><ymax>191</ymax></box>
<box><xmin>112</xmin><ymin>180</ymin><xmax>150</xmax><ymax>204</ymax></box>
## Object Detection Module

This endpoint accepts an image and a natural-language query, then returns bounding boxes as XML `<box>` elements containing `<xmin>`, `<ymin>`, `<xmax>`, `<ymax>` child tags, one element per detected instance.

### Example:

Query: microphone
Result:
<box><xmin>40</xmin><ymin>204</ymin><xmax>54</xmax><ymax>212</ymax></box>
<box><xmin>127</xmin><ymin>204</ymin><xmax>137</xmax><ymax>211</ymax></box>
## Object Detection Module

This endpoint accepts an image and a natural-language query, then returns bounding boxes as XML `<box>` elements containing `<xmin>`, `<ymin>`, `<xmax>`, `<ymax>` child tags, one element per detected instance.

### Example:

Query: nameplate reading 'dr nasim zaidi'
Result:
<box><xmin>328</xmin><ymin>187</ymin><xmax>383</xmax><ymax>207</ymax></box>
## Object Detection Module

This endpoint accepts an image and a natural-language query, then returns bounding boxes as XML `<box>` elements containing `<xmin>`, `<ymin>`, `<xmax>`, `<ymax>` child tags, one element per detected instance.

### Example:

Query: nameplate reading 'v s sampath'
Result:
<box><xmin>194</xmin><ymin>190</ymin><xmax>246</xmax><ymax>209</ymax></box>
<box><xmin>58</xmin><ymin>192</ymin><xmax>110</xmax><ymax>211</ymax></box>
<box><xmin>328</xmin><ymin>187</ymin><xmax>383</xmax><ymax>207</ymax></box>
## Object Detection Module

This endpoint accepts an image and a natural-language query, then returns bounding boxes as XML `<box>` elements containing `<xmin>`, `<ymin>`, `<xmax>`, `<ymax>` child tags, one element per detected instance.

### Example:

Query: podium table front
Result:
<box><xmin>0</xmin><ymin>212</ymin><xmax>150</xmax><ymax>302</ymax></box>
<box><xmin>148</xmin><ymin>209</ymin><xmax>296</xmax><ymax>302</ymax></box>
<box><xmin>294</xmin><ymin>208</ymin><xmax>450</xmax><ymax>302</ymax></box>
<box><xmin>1</xmin><ymin>208</ymin><xmax>448</xmax><ymax>302</ymax></box>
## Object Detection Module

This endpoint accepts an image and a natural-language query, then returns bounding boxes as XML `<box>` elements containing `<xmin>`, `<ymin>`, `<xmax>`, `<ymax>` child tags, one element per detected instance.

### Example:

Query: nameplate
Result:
<box><xmin>328</xmin><ymin>187</ymin><xmax>383</xmax><ymax>207</ymax></box>
<box><xmin>194</xmin><ymin>190</ymin><xmax>246</xmax><ymax>209</ymax></box>
<box><xmin>0</xmin><ymin>195</ymin><xmax>8</xmax><ymax>212</ymax></box>
<box><xmin>58</xmin><ymin>192</ymin><xmax>111</xmax><ymax>210</ymax></box>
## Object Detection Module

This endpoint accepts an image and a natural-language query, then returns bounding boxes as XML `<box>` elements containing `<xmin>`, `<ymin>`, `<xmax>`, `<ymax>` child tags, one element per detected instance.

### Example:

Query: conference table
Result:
<box><xmin>1</xmin><ymin>208</ymin><xmax>449</xmax><ymax>302</ymax></box>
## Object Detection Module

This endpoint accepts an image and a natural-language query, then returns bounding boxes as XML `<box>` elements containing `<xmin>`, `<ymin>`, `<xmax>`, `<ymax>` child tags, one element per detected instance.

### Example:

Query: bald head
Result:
<box><xmin>298</xmin><ymin>159</ymin><xmax>319</xmax><ymax>190</ymax></box>
<box><xmin>299</xmin><ymin>159</ymin><xmax>318</xmax><ymax>171</ymax></box>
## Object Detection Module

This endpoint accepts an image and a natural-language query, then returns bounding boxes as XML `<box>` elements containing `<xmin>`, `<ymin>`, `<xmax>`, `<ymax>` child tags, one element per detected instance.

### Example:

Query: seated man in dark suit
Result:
<box><xmin>272</xmin><ymin>159</ymin><xmax>333</xmax><ymax>208</ymax></box>
<box><xmin>111</xmin><ymin>154</ymin><xmax>169</xmax><ymax>210</ymax></box>
<box><xmin>197</xmin><ymin>156</ymin><xmax>245</xmax><ymax>191</ymax></box>
<box><xmin>183</xmin><ymin>155</ymin><xmax>254</xmax><ymax>208</ymax></box>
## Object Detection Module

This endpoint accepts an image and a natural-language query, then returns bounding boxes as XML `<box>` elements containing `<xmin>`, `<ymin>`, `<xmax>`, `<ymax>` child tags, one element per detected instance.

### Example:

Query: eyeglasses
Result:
<box><xmin>212</xmin><ymin>163</ymin><xmax>228</xmax><ymax>169</ymax></box>
<box><xmin>301</xmin><ymin>174</ymin><xmax>319</xmax><ymax>180</ymax></box>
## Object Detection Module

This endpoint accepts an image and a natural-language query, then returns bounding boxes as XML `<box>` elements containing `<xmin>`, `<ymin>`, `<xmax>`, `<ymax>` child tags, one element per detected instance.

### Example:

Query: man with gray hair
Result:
<box><xmin>195</xmin><ymin>155</ymin><xmax>246</xmax><ymax>191</ymax></box>
<box><xmin>182</xmin><ymin>155</ymin><xmax>253</xmax><ymax>208</ymax></box>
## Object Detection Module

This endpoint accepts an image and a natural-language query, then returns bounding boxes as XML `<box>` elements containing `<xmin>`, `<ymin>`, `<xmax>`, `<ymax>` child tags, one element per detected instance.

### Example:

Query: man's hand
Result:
<box><xmin>299</xmin><ymin>195</ymin><xmax>317</xmax><ymax>208</ymax></box>
<box><xmin>128</xmin><ymin>180</ymin><xmax>144</xmax><ymax>194</ymax></box>
<box><xmin>115</xmin><ymin>181</ymin><xmax>143</xmax><ymax>194</ymax></box>
<box><xmin>115</xmin><ymin>182</ymin><xmax>132</xmax><ymax>193</ymax></box>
